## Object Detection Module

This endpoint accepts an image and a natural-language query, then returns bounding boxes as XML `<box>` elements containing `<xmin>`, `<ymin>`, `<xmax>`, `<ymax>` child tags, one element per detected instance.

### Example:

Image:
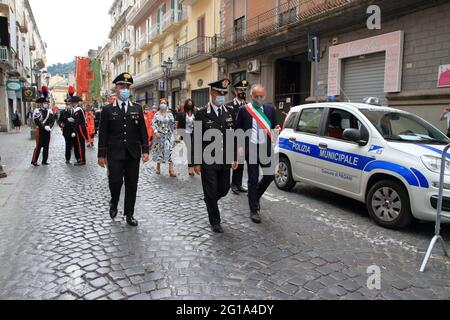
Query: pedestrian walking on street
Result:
<box><xmin>193</xmin><ymin>79</ymin><xmax>239</xmax><ymax>234</ymax></box>
<box><xmin>176</xmin><ymin>99</ymin><xmax>196</xmax><ymax>176</ymax></box>
<box><xmin>31</xmin><ymin>96</ymin><xmax>55</xmax><ymax>167</ymax></box>
<box><xmin>439</xmin><ymin>104</ymin><xmax>450</xmax><ymax>137</ymax></box>
<box><xmin>12</xmin><ymin>110</ymin><xmax>22</xmax><ymax>132</ymax></box>
<box><xmin>226</xmin><ymin>80</ymin><xmax>250</xmax><ymax>195</ymax></box>
<box><xmin>98</xmin><ymin>72</ymin><xmax>149</xmax><ymax>227</ymax></box>
<box><xmin>72</xmin><ymin>96</ymin><xmax>88</xmax><ymax>166</ymax></box>
<box><xmin>152</xmin><ymin>98</ymin><xmax>177</xmax><ymax>177</ymax></box>
<box><xmin>236</xmin><ymin>84</ymin><xmax>281</xmax><ymax>224</ymax></box>
<box><xmin>86</xmin><ymin>105</ymin><xmax>96</xmax><ymax>148</ymax></box>
<box><xmin>143</xmin><ymin>104</ymin><xmax>155</xmax><ymax>147</ymax></box>
<box><xmin>58</xmin><ymin>98</ymin><xmax>77</xmax><ymax>164</ymax></box>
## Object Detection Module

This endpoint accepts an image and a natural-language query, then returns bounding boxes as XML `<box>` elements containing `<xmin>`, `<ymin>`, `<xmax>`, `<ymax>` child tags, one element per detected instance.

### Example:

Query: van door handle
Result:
<box><xmin>289</xmin><ymin>137</ymin><xmax>296</xmax><ymax>142</ymax></box>
<box><xmin>319</xmin><ymin>143</ymin><xmax>328</xmax><ymax>149</ymax></box>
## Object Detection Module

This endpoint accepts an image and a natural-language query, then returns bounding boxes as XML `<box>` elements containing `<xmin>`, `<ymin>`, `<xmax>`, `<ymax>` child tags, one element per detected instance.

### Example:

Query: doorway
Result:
<box><xmin>275</xmin><ymin>52</ymin><xmax>311</xmax><ymax>125</ymax></box>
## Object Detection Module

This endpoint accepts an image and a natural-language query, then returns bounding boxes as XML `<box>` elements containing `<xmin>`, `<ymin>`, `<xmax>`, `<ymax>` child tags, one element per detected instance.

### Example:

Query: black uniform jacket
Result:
<box><xmin>34</xmin><ymin>108</ymin><xmax>55</xmax><ymax>131</ymax></box>
<box><xmin>225</xmin><ymin>98</ymin><xmax>245</xmax><ymax>120</ymax></box>
<box><xmin>98</xmin><ymin>101</ymin><xmax>149</xmax><ymax>161</ymax></box>
<box><xmin>73</xmin><ymin>107</ymin><xmax>88</xmax><ymax>140</ymax></box>
<box><xmin>192</xmin><ymin>102</ymin><xmax>236</xmax><ymax>169</ymax></box>
<box><xmin>58</xmin><ymin>109</ymin><xmax>75</xmax><ymax>137</ymax></box>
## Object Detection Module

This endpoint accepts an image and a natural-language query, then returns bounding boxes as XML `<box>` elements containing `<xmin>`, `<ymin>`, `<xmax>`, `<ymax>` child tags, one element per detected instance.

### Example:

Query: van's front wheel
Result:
<box><xmin>367</xmin><ymin>180</ymin><xmax>413</xmax><ymax>229</ymax></box>
<box><xmin>275</xmin><ymin>157</ymin><xmax>296</xmax><ymax>191</ymax></box>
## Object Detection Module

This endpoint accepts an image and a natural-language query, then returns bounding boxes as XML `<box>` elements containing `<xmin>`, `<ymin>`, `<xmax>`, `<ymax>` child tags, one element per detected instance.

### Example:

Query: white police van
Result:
<box><xmin>275</xmin><ymin>99</ymin><xmax>450</xmax><ymax>229</ymax></box>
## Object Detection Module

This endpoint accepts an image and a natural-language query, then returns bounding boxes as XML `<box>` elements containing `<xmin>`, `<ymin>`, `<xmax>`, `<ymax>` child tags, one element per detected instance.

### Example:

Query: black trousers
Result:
<box><xmin>108</xmin><ymin>157</ymin><xmax>141</xmax><ymax>217</ymax></box>
<box><xmin>232</xmin><ymin>164</ymin><xmax>245</xmax><ymax>187</ymax></box>
<box><xmin>246</xmin><ymin>145</ymin><xmax>275</xmax><ymax>212</ymax></box>
<box><xmin>32</xmin><ymin>128</ymin><xmax>50</xmax><ymax>164</ymax></box>
<box><xmin>201</xmin><ymin>166</ymin><xmax>231</xmax><ymax>226</ymax></box>
<box><xmin>63</xmin><ymin>134</ymin><xmax>77</xmax><ymax>161</ymax></box>
<box><xmin>74</xmin><ymin>134</ymin><xmax>85</xmax><ymax>163</ymax></box>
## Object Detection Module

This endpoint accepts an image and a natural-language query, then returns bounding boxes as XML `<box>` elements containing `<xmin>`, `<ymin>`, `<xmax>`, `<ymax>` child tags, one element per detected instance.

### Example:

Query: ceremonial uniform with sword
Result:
<box><xmin>71</xmin><ymin>96</ymin><xmax>88</xmax><ymax>166</ymax></box>
<box><xmin>31</xmin><ymin>96</ymin><xmax>55</xmax><ymax>166</ymax></box>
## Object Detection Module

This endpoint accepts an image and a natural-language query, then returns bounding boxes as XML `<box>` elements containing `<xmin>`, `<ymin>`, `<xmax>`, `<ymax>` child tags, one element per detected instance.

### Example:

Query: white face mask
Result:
<box><xmin>42</xmin><ymin>104</ymin><xmax>49</xmax><ymax>110</ymax></box>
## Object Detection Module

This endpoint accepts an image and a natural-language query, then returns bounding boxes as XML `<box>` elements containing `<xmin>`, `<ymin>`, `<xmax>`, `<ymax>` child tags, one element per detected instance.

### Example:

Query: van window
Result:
<box><xmin>284</xmin><ymin>112</ymin><xmax>298</xmax><ymax>129</ymax></box>
<box><xmin>326</xmin><ymin>109</ymin><xmax>369</xmax><ymax>142</ymax></box>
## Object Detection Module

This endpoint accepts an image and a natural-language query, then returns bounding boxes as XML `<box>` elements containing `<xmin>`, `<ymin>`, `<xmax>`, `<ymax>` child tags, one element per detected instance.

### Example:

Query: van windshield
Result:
<box><xmin>360</xmin><ymin>109</ymin><xmax>450</xmax><ymax>145</ymax></box>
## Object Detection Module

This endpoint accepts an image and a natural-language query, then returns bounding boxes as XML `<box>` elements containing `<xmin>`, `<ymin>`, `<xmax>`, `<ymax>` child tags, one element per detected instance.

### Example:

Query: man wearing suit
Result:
<box><xmin>98</xmin><ymin>72</ymin><xmax>150</xmax><ymax>227</ymax></box>
<box><xmin>58</xmin><ymin>98</ymin><xmax>77</xmax><ymax>164</ymax></box>
<box><xmin>226</xmin><ymin>80</ymin><xmax>250</xmax><ymax>195</ymax></box>
<box><xmin>193</xmin><ymin>79</ymin><xmax>239</xmax><ymax>234</ymax></box>
<box><xmin>236</xmin><ymin>85</ymin><xmax>281</xmax><ymax>224</ymax></box>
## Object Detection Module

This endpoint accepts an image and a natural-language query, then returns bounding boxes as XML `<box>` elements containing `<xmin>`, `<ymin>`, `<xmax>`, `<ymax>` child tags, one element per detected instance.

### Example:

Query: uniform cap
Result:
<box><xmin>113</xmin><ymin>72</ymin><xmax>134</xmax><ymax>86</ymax></box>
<box><xmin>208</xmin><ymin>79</ymin><xmax>231</xmax><ymax>93</ymax></box>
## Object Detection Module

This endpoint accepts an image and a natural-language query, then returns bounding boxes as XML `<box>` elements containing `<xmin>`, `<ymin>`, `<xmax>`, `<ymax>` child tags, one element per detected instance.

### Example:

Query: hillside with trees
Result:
<box><xmin>47</xmin><ymin>61</ymin><xmax>75</xmax><ymax>77</ymax></box>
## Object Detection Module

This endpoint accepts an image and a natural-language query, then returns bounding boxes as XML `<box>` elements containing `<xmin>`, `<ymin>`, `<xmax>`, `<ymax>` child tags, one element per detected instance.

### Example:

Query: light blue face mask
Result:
<box><xmin>159</xmin><ymin>104</ymin><xmax>168</xmax><ymax>111</ymax></box>
<box><xmin>253</xmin><ymin>98</ymin><xmax>265</xmax><ymax>107</ymax></box>
<box><xmin>119</xmin><ymin>89</ymin><xmax>131</xmax><ymax>101</ymax></box>
<box><xmin>215</xmin><ymin>96</ymin><xmax>225</xmax><ymax>106</ymax></box>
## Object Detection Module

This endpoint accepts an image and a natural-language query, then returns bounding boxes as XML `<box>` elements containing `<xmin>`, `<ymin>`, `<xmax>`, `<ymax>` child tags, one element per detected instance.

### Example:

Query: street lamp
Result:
<box><xmin>161</xmin><ymin>57</ymin><xmax>174</xmax><ymax>113</ymax></box>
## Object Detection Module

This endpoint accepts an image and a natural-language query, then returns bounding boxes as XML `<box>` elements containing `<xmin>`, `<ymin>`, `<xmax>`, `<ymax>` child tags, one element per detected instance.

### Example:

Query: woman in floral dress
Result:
<box><xmin>152</xmin><ymin>99</ymin><xmax>176</xmax><ymax>177</ymax></box>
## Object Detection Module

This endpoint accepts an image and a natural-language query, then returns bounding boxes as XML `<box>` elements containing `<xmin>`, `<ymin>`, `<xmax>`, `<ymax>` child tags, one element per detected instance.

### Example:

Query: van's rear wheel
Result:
<box><xmin>275</xmin><ymin>157</ymin><xmax>296</xmax><ymax>191</ymax></box>
<box><xmin>367</xmin><ymin>180</ymin><xmax>412</xmax><ymax>229</ymax></box>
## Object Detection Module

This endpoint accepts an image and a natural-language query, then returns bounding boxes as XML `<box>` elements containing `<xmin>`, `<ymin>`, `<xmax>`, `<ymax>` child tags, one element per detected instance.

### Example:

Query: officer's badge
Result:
<box><xmin>222</xmin><ymin>79</ymin><xmax>230</xmax><ymax>88</ymax></box>
<box><xmin>242</xmin><ymin>80</ymin><xmax>248</xmax><ymax>86</ymax></box>
<box><xmin>124</xmin><ymin>74</ymin><xmax>131</xmax><ymax>80</ymax></box>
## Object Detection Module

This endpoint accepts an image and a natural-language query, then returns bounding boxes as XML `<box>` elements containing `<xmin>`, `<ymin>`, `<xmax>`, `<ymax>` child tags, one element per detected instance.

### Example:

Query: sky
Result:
<box><xmin>28</xmin><ymin>0</ymin><xmax>112</xmax><ymax>66</ymax></box>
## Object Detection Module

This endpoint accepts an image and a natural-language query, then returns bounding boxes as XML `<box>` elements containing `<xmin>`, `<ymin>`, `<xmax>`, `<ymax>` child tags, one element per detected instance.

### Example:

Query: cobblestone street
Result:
<box><xmin>0</xmin><ymin>128</ymin><xmax>450</xmax><ymax>300</ymax></box>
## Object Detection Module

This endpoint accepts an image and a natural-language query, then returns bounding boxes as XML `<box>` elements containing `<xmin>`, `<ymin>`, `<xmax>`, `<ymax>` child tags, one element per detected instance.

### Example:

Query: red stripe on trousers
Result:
<box><xmin>77</xmin><ymin>134</ymin><xmax>84</xmax><ymax>162</ymax></box>
<box><xmin>32</xmin><ymin>128</ymin><xmax>40</xmax><ymax>162</ymax></box>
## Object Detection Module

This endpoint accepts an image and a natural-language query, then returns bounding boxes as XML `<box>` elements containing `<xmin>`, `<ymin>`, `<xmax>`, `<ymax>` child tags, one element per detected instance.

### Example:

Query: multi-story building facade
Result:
<box><xmin>214</xmin><ymin>0</ymin><xmax>450</xmax><ymax>130</ymax></box>
<box><xmin>0</xmin><ymin>0</ymin><xmax>47</xmax><ymax>132</ymax></box>
<box><xmin>109</xmin><ymin>0</ymin><xmax>134</xmax><ymax>84</ymax></box>
<box><xmin>97</xmin><ymin>42</ymin><xmax>113</xmax><ymax>103</ymax></box>
<box><xmin>177</xmin><ymin>0</ymin><xmax>221</xmax><ymax>108</ymax></box>
<box><xmin>127</xmin><ymin>0</ymin><xmax>188</xmax><ymax>108</ymax></box>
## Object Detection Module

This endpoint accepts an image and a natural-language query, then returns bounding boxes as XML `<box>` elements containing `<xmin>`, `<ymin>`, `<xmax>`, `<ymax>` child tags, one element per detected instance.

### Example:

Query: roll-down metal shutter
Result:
<box><xmin>342</xmin><ymin>52</ymin><xmax>386</xmax><ymax>105</ymax></box>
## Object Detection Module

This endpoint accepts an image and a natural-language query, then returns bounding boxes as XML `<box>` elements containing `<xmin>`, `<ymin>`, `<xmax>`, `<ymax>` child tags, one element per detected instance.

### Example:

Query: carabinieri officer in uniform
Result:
<box><xmin>193</xmin><ymin>79</ymin><xmax>238</xmax><ymax>234</ymax></box>
<box><xmin>226</xmin><ymin>79</ymin><xmax>250</xmax><ymax>195</ymax></box>
<box><xmin>98</xmin><ymin>73</ymin><xmax>150</xmax><ymax>227</ymax></box>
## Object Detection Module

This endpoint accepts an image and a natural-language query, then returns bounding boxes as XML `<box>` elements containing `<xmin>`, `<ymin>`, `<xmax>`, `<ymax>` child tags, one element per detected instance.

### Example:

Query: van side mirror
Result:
<box><xmin>343</xmin><ymin>128</ymin><xmax>368</xmax><ymax>146</ymax></box>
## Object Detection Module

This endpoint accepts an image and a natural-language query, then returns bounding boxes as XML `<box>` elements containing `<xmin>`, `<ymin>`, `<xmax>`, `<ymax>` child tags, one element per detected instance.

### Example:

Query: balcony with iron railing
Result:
<box><xmin>162</xmin><ymin>8</ymin><xmax>188</xmax><ymax>33</ymax></box>
<box><xmin>133</xmin><ymin>64</ymin><xmax>165</xmax><ymax>88</ymax></box>
<box><xmin>127</xmin><ymin>0</ymin><xmax>157</xmax><ymax>26</ymax></box>
<box><xmin>149</xmin><ymin>23</ymin><xmax>164</xmax><ymax>43</ymax></box>
<box><xmin>214</xmin><ymin>0</ymin><xmax>352</xmax><ymax>58</ymax></box>
<box><xmin>177</xmin><ymin>36</ymin><xmax>217</xmax><ymax>65</ymax></box>
<box><xmin>110</xmin><ymin>45</ymin><xmax>125</xmax><ymax>62</ymax></box>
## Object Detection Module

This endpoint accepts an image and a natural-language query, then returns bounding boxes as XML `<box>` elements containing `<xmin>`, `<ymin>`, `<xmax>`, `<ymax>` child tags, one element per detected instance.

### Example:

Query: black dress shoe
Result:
<box><xmin>238</xmin><ymin>186</ymin><xmax>248</xmax><ymax>193</ymax></box>
<box><xmin>110</xmin><ymin>206</ymin><xmax>118</xmax><ymax>220</ymax></box>
<box><xmin>250</xmin><ymin>211</ymin><xmax>262</xmax><ymax>224</ymax></box>
<box><xmin>31</xmin><ymin>162</ymin><xmax>39</xmax><ymax>167</ymax></box>
<box><xmin>126</xmin><ymin>216</ymin><xmax>139</xmax><ymax>227</ymax></box>
<box><xmin>42</xmin><ymin>162</ymin><xmax>50</xmax><ymax>166</ymax></box>
<box><xmin>66</xmin><ymin>160</ymin><xmax>71</xmax><ymax>164</ymax></box>
<box><xmin>231</xmin><ymin>185</ymin><xmax>240</xmax><ymax>195</ymax></box>
<box><xmin>74</xmin><ymin>162</ymin><xmax>86</xmax><ymax>166</ymax></box>
<box><xmin>211</xmin><ymin>224</ymin><xmax>224</xmax><ymax>234</ymax></box>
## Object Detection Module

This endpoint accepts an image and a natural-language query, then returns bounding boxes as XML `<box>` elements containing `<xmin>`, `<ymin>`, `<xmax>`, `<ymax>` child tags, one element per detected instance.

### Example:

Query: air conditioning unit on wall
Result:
<box><xmin>247</xmin><ymin>60</ymin><xmax>260</xmax><ymax>73</ymax></box>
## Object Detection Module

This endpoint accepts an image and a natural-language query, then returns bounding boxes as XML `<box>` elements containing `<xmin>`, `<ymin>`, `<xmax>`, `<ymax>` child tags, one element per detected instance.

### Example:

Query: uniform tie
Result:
<box><xmin>121</xmin><ymin>102</ymin><xmax>126</xmax><ymax>113</ymax></box>
<box><xmin>218</xmin><ymin>107</ymin><xmax>222</xmax><ymax>120</ymax></box>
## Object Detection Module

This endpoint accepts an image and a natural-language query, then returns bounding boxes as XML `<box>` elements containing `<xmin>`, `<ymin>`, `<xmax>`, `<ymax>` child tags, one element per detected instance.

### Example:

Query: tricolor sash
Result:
<box><xmin>245</xmin><ymin>103</ymin><xmax>272</xmax><ymax>140</ymax></box>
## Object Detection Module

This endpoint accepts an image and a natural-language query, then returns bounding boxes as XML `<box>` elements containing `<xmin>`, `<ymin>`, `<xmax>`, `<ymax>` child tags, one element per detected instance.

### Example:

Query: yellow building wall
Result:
<box><xmin>185</xmin><ymin>0</ymin><xmax>221</xmax><ymax>97</ymax></box>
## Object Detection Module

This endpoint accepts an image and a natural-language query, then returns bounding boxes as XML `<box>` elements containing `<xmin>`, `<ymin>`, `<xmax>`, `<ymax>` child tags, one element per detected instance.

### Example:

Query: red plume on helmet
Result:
<box><xmin>68</xmin><ymin>85</ymin><xmax>75</xmax><ymax>97</ymax></box>
<box><xmin>41</xmin><ymin>86</ymin><xmax>49</xmax><ymax>98</ymax></box>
